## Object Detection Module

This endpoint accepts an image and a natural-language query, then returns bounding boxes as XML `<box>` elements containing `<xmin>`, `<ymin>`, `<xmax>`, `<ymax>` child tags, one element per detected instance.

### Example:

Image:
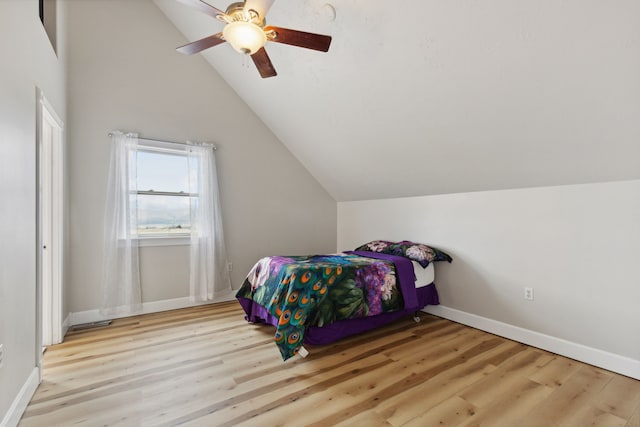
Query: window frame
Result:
<box><xmin>131</xmin><ymin>139</ymin><xmax>195</xmax><ymax>246</ymax></box>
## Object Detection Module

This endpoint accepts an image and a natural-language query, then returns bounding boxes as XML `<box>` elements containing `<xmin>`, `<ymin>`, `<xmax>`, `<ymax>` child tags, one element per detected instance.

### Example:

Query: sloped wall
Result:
<box><xmin>154</xmin><ymin>0</ymin><xmax>640</xmax><ymax>202</ymax></box>
<box><xmin>65</xmin><ymin>0</ymin><xmax>336</xmax><ymax>313</ymax></box>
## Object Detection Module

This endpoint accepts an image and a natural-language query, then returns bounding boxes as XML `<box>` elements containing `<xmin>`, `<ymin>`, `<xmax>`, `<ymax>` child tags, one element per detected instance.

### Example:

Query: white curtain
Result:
<box><xmin>101</xmin><ymin>131</ymin><xmax>142</xmax><ymax>314</ymax></box>
<box><xmin>188</xmin><ymin>143</ymin><xmax>232</xmax><ymax>301</ymax></box>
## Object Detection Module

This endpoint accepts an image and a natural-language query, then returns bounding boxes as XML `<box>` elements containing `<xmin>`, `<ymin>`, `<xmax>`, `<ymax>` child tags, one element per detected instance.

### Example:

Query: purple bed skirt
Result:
<box><xmin>237</xmin><ymin>283</ymin><xmax>440</xmax><ymax>346</ymax></box>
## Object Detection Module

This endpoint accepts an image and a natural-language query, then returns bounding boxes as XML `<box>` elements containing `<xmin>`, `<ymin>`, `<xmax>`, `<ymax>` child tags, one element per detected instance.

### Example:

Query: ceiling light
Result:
<box><xmin>222</xmin><ymin>21</ymin><xmax>266</xmax><ymax>55</ymax></box>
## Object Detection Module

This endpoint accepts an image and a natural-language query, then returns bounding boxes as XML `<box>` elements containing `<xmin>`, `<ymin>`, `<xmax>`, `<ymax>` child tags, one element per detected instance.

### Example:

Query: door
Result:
<box><xmin>37</xmin><ymin>89</ymin><xmax>63</xmax><ymax>355</ymax></box>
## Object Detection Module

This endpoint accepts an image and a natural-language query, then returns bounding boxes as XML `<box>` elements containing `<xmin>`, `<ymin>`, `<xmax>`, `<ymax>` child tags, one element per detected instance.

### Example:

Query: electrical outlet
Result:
<box><xmin>227</xmin><ymin>262</ymin><xmax>233</xmax><ymax>272</ymax></box>
<box><xmin>0</xmin><ymin>344</ymin><xmax>4</xmax><ymax>368</ymax></box>
<box><xmin>524</xmin><ymin>287</ymin><xmax>534</xmax><ymax>301</ymax></box>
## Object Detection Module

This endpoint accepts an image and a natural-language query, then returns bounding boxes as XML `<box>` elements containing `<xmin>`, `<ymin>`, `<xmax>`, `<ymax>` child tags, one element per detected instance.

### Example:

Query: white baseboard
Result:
<box><xmin>68</xmin><ymin>293</ymin><xmax>236</xmax><ymax>326</ymax></box>
<box><xmin>62</xmin><ymin>313</ymin><xmax>70</xmax><ymax>339</ymax></box>
<box><xmin>0</xmin><ymin>367</ymin><xmax>40</xmax><ymax>427</ymax></box>
<box><xmin>423</xmin><ymin>305</ymin><xmax>640</xmax><ymax>380</ymax></box>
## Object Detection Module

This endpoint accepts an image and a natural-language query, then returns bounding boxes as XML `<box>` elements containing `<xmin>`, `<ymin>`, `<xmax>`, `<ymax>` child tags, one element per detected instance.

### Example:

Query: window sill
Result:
<box><xmin>137</xmin><ymin>235</ymin><xmax>190</xmax><ymax>247</ymax></box>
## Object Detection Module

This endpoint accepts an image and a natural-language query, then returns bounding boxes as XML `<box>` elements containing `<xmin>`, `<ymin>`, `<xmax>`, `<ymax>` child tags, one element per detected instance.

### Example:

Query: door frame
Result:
<box><xmin>36</xmin><ymin>88</ymin><xmax>64</xmax><ymax>368</ymax></box>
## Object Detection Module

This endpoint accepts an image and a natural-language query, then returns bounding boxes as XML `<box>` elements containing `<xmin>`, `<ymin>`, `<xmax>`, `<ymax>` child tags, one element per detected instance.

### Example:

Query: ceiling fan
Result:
<box><xmin>175</xmin><ymin>0</ymin><xmax>333</xmax><ymax>78</ymax></box>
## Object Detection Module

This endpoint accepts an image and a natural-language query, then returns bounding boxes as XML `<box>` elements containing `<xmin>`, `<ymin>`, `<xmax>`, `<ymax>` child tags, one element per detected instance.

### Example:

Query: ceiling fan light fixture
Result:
<box><xmin>223</xmin><ymin>21</ymin><xmax>266</xmax><ymax>55</ymax></box>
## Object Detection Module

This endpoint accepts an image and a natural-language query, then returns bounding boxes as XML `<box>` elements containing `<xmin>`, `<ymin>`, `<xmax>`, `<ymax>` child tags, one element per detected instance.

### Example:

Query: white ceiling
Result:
<box><xmin>154</xmin><ymin>0</ymin><xmax>640</xmax><ymax>201</ymax></box>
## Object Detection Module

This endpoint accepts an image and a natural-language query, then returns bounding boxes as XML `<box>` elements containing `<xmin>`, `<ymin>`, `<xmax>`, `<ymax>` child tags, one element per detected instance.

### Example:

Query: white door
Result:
<box><xmin>38</xmin><ymin>90</ymin><xmax>63</xmax><ymax>351</ymax></box>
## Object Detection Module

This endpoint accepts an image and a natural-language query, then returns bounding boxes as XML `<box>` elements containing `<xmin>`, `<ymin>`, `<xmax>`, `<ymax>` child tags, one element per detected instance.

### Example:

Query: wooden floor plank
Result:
<box><xmin>562</xmin><ymin>406</ymin><xmax>627</xmax><ymax>427</ymax></box>
<box><xmin>527</xmin><ymin>354</ymin><xmax>582</xmax><ymax>388</ymax></box>
<box><xmin>456</xmin><ymin>377</ymin><xmax>554</xmax><ymax>427</ymax></box>
<box><xmin>334</xmin><ymin>410</ymin><xmax>393</xmax><ymax>427</ymax></box>
<box><xmin>375</xmin><ymin>341</ymin><xmax>521</xmax><ymax>426</ymax></box>
<box><xmin>19</xmin><ymin>303</ymin><xmax>640</xmax><ymax>427</ymax></box>
<box><xmin>402</xmin><ymin>396</ymin><xmax>478</xmax><ymax>427</ymax></box>
<box><xmin>517</xmin><ymin>365</ymin><xmax>615</xmax><ymax>427</ymax></box>
<box><xmin>595</xmin><ymin>374</ymin><xmax>640</xmax><ymax>420</ymax></box>
<box><xmin>625</xmin><ymin>403</ymin><xmax>640</xmax><ymax>427</ymax></box>
<box><xmin>457</xmin><ymin>347</ymin><xmax>552</xmax><ymax>407</ymax></box>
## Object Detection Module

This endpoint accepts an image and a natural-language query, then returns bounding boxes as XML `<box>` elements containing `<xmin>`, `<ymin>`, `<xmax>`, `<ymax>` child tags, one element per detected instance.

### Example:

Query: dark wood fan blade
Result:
<box><xmin>251</xmin><ymin>47</ymin><xmax>277</xmax><ymax>78</ymax></box>
<box><xmin>176</xmin><ymin>33</ymin><xmax>225</xmax><ymax>55</ymax></box>
<box><xmin>175</xmin><ymin>0</ymin><xmax>225</xmax><ymax>19</ymax></box>
<box><xmin>265</xmin><ymin>26</ymin><xmax>332</xmax><ymax>52</ymax></box>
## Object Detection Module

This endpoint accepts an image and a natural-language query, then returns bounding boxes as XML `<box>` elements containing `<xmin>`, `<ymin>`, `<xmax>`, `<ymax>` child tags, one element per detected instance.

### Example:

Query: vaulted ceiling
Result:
<box><xmin>154</xmin><ymin>0</ymin><xmax>640</xmax><ymax>201</ymax></box>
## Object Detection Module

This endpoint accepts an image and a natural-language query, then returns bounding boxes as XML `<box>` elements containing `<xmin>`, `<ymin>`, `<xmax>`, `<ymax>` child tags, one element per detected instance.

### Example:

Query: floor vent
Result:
<box><xmin>69</xmin><ymin>320</ymin><xmax>113</xmax><ymax>331</ymax></box>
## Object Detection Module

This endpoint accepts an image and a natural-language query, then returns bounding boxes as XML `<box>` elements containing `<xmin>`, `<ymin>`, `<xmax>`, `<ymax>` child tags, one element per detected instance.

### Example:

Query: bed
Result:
<box><xmin>235</xmin><ymin>240</ymin><xmax>452</xmax><ymax>360</ymax></box>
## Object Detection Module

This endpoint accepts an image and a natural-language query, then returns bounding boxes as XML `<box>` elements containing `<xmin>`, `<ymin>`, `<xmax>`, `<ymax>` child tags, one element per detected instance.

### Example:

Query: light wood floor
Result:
<box><xmin>20</xmin><ymin>302</ymin><xmax>640</xmax><ymax>427</ymax></box>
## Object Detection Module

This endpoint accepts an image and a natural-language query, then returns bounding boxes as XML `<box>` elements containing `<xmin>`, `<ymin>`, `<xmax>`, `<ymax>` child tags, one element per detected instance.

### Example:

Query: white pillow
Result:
<box><xmin>413</xmin><ymin>261</ymin><xmax>435</xmax><ymax>288</ymax></box>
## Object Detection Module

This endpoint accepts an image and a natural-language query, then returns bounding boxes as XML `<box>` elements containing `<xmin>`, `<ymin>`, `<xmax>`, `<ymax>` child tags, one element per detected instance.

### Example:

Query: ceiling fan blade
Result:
<box><xmin>251</xmin><ymin>47</ymin><xmax>277</xmax><ymax>78</ymax></box>
<box><xmin>265</xmin><ymin>26</ymin><xmax>332</xmax><ymax>52</ymax></box>
<box><xmin>244</xmin><ymin>0</ymin><xmax>275</xmax><ymax>19</ymax></box>
<box><xmin>175</xmin><ymin>0</ymin><xmax>226</xmax><ymax>19</ymax></box>
<box><xmin>176</xmin><ymin>33</ymin><xmax>225</xmax><ymax>55</ymax></box>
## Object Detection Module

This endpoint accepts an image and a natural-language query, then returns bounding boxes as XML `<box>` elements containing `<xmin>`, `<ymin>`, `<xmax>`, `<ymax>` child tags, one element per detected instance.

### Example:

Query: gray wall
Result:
<box><xmin>65</xmin><ymin>0</ymin><xmax>336</xmax><ymax>313</ymax></box>
<box><xmin>338</xmin><ymin>180</ymin><xmax>640</xmax><ymax>377</ymax></box>
<box><xmin>0</xmin><ymin>0</ymin><xmax>67</xmax><ymax>421</ymax></box>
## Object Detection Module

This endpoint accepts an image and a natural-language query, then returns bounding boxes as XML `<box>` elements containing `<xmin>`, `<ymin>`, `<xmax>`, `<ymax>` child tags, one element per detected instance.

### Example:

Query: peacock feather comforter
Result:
<box><xmin>235</xmin><ymin>251</ymin><xmax>425</xmax><ymax>360</ymax></box>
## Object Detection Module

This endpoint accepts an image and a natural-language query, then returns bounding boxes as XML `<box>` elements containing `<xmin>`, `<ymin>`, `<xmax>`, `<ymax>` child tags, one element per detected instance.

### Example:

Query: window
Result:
<box><xmin>105</xmin><ymin>131</ymin><xmax>230</xmax><ymax>304</ymax></box>
<box><xmin>131</xmin><ymin>141</ymin><xmax>196</xmax><ymax>240</ymax></box>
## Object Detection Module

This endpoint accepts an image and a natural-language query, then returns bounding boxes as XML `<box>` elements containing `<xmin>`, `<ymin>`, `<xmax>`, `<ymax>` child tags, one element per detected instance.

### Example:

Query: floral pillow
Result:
<box><xmin>354</xmin><ymin>239</ymin><xmax>452</xmax><ymax>268</ymax></box>
<box><xmin>353</xmin><ymin>240</ymin><xmax>394</xmax><ymax>253</ymax></box>
<box><xmin>387</xmin><ymin>241</ymin><xmax>452</xmax><ymax>268</ymax></box>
